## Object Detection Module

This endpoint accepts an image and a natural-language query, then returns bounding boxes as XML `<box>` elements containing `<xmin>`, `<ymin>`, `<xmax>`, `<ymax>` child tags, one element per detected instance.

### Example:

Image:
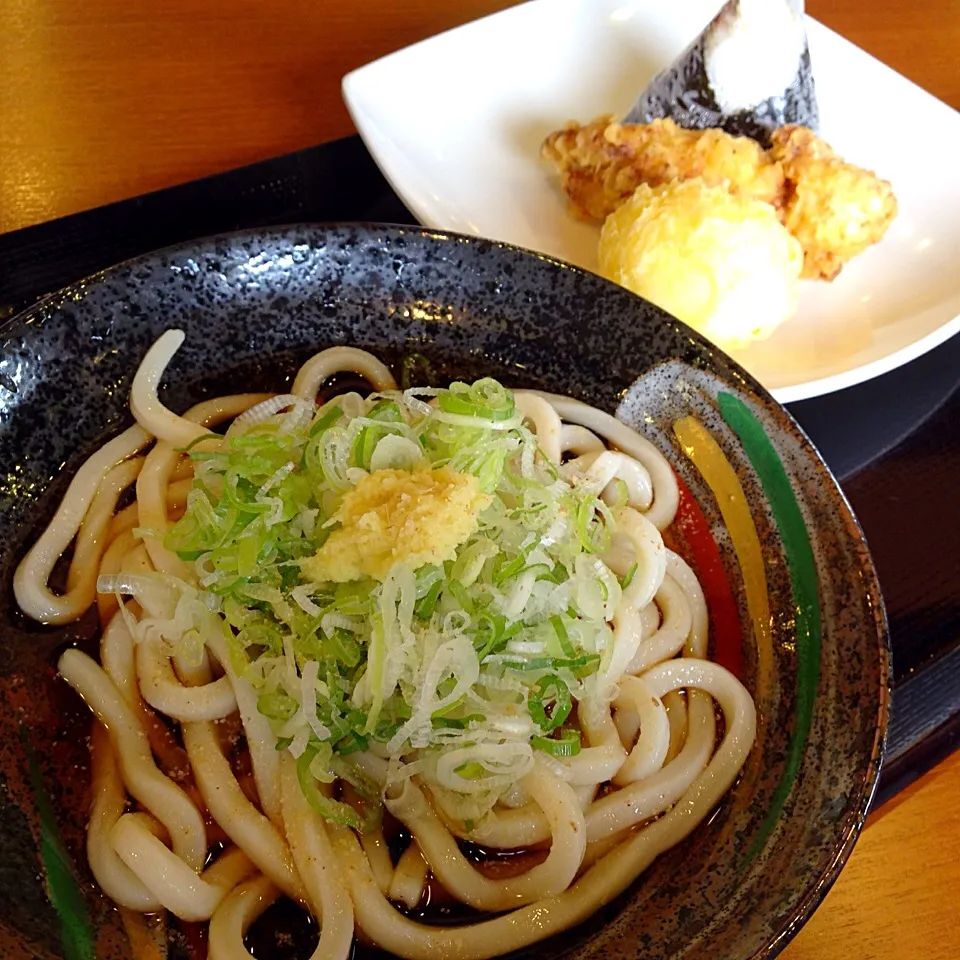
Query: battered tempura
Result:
<box><xmin>542</xmin><ymin>117</ymin><xmax>897</xmax><ymax>280</ymax></box>
<box><xmin>541</xmin><ymin>117</ymin><xmax>784</xmax><ymax>221</ymax></box>
<box><xmin>768</xmin><ymin>125</ymin><xmax>897</xmax><ymax>280</ymax></box>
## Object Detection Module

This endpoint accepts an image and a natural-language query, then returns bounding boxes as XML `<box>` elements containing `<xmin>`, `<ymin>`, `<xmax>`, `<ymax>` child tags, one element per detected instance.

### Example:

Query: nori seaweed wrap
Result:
<box><xmin>625</xmin><ymin>0</ymin><xmax>819</xmax><ymax>147</ymax></box>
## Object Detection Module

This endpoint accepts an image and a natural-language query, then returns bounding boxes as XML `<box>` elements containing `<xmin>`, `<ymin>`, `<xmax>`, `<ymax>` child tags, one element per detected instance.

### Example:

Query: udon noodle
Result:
<box><xmin>15</xmin><ymin>331</ymin><xmax>756</xmax><ymax>959</ymax></box>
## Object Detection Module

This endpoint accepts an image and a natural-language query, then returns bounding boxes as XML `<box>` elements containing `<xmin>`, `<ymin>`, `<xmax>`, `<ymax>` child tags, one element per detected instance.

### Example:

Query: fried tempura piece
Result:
<box><xmin>768</xmin><ymin>125</ymin><xmax>898</xmax><ymax>280</ymax></box>
<box><xmin>599</xmin><ymin>178</ymin><xmax>803</xmax><ymax>349</ymax></box>
<box><xmin>541</xmin><ymin>116</ymin><xmax>785</xmax><ymax>221</ymax></box>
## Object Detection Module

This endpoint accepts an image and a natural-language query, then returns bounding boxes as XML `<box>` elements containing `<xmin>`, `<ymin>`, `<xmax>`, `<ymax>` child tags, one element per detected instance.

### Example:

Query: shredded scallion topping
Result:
<box><xmin>111</xmin><ymin>378</ymin><xmax>627</xmax><ymax>825</ymax></box>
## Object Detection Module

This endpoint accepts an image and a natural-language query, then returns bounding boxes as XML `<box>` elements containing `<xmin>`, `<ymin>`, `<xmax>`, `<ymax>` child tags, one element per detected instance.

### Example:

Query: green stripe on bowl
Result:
<box><xmin>717</xmin><ymin>393</ymin><xmax>822</xmax><ymax>860</ymax></box>
<box><xmin>22</xmin><ymin>726</ymin><xmax>95</xmax><ymax>960</ymax></box>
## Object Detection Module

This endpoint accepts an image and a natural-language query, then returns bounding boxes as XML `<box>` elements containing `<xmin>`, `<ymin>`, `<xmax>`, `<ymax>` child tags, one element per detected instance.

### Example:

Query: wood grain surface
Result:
<box><xmin>1</xmin><ymin>0</ymin><xmax>958</xmax><ymax>234</ymax></box>
<box><xmin>2</xmin><ymin>0</ymin><xmax>959</xmax><ymax>956</ymax></box>
<box><xmin>783</xmin><ymin>750</ymin><xmax>960</xmax><ymax>959</ymax></box>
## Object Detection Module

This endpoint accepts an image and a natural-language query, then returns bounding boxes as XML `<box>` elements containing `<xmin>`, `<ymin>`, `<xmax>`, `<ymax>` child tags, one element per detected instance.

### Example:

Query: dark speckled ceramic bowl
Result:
<box><xmin>0</xmin><ymin>224</ymin><xmax>889</xmax><ymax>960</ymax></box>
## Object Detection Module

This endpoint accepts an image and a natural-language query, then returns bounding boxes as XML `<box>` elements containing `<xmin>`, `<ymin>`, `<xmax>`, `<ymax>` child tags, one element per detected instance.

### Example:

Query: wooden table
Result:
<box><xmin>2</xmin><ymin>1</ymin><xmax>959</xmax><ymax>956</ymax></box>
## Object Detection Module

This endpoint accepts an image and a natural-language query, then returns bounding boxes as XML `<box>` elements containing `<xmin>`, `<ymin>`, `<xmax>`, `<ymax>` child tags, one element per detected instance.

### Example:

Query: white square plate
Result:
<box><xmin>343</xmin><ymin>0</ymin><xmax>960</xmax><ymax>402</ymax></box>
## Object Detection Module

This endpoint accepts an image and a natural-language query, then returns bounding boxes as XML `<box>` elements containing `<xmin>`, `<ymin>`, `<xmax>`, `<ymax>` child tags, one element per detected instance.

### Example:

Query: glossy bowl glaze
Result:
<box><xmin>0</xmin><ymin>224</ymin><xmax>889</xmax><ymax>960</ymax></box>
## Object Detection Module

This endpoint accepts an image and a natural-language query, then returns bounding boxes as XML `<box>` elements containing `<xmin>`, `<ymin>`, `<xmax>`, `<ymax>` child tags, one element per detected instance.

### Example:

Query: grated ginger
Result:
<box><xmin>302</xmin><ymin>467</ymin><xmax>491</xmax><ymax>583</ymax></box>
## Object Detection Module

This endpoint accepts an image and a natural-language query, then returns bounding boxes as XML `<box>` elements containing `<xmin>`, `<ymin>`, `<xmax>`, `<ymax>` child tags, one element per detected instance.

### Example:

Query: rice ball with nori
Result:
<box><xmin>599</xmin><ymin>178</ymin><xmax>803</xmax><ymax>349</ymax></box>
<box><xmin>625</xmin><ymin>0</ymin><xmax>818</xmax><ymax>148</ymax></box>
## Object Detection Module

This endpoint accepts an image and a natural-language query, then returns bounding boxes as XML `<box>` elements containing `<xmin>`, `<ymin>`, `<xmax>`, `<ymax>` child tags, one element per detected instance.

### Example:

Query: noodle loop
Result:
<box><xmin>17</xmin><ymin>335</ymin><xmax>758</xmax><ymax>960</ymax></box>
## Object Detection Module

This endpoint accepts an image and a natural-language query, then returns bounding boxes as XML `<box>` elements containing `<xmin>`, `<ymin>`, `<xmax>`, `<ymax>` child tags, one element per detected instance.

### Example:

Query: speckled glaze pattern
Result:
<box><xmin>0</xmin><ymin>224</ymin><xmax>889</xmax><ymax>960</ymax></box>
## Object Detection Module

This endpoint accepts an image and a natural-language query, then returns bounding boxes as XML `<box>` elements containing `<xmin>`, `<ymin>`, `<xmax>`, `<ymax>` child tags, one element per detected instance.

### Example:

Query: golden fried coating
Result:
<box><xmin>599</xmin><ymin>178</ymin><xmax>803</xmax><ymax>349</ymax></box>
<box><xmin>768</xmin><ymin>125</ymin><xmax>898</xmax><ymax>280</ymax></box>
<box><xmin>542</xmin><ymin>117</ymin><xmax>898</xmax><ymax>282</ymax></box>
<box><xmin>541</xmin><ymin>116</ymin><xmax>785</xmax><ymax>221</ymax></box>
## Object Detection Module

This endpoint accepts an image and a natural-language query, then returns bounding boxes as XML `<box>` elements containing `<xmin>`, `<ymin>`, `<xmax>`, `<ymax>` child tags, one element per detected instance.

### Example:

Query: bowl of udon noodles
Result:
<box><xmin>0</xmin><ymin>224</ymin><xmax>889</xmax><ymax>960</ymax></box>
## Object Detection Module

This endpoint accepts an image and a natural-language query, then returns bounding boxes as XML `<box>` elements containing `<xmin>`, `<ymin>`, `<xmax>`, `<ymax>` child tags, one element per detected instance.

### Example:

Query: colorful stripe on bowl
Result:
<box><xmin>673</xmin><ymin>415</ymin><xmax>774</xmax><ymax>695</ymax></box>
<box><xmin>22</xmin><ymin>726</ymin><xmax>94</xmax><ymax>960</ymax></box>
<box><xmin>716</xmin><ymin>392</ymin><xmax>822</xmax><ymax>857</ymax></box>
<box><xmin>672</xmin><ymin>475</ymin><xmax>743</xmax><ymax>678</ymax></box>
<box><xmin>672</xmin><ymin>394</ymin><xmax>822</xmax><ymax>859</ymax></box>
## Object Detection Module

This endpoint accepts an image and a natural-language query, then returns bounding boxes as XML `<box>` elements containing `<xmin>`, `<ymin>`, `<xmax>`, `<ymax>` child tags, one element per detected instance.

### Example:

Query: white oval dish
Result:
<box><xmin>343</xmin><ymin>0</ymin><xmax>960</xmax><ymax>402</ymax></box>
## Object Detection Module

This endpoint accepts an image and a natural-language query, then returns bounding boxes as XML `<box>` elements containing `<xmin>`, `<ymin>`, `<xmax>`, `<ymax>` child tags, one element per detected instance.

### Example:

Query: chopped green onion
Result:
<box><xmin>437</xmin><ymin>379</ymin><xmax>516</xmax><ymax>421</ymax></box>
<box><xmin>325</xmin><ymin>629</ymin><xmax>362</xmax><ymax>668</ymax></box>
<box><xmin>575</xmin><ymin>495</ymin><xmax>612</xmax><ymax>554</ymax></box>
<box><xmin>447</xmin><ymin>580</ymin><xmax>475</xmax><ymax>615</ymax></box>
<box><xmin>509</xmin><ymin>654</ymin><xmax>601</xmax><ymax>677</ymax></box>
<box><xmin>309</xmin><ymin>405</ymin><xmax>343</xmax><ymax>437</ymax></box>
<box><xmin>528</xmin><ymin>675</ymin><xmax>572</xmax><ymax>731</ymax></box>
<box><xmin>154</xmin><ymin>373</ymin><xmax>630</xmax><ymax>831</ymax></box>
<box><xmin>454</xmin><ymin>761</ymin><xmax>487</xmax><ymax>780</ymax></box>
<box><xmin>257</xmin><ymin>692</ymin><xmax>298</xmax><ymax>722</ymax></box>
<box><xmin>532</xmin><ymin>730</ymin><xmax>581</xmax><ymax>757</ymax></box>
<box><xmin>296</xmin><ymin>748</ymin><xmax>362</xmax><ymax>830</ymax></box>
<box><xmin>607</xmin><ymin>478</ymin><xmax>629</xmax><ymax>509</ymax></box>
<box><xmin>415</xmin><ymin>579</ymin><xmax>444</xmax><ymax>619</ymax></box>
<box><xmin>494</xmin><ymin>554</ymin><xmax>527</xmax><ymax>585</ymax></box>
<box><xmin>335</xmin><ymin>730</ymin><xmax>368</xmax><ymax>755</ymax></box>
<box><xmin>432</xmin><ymin>714</ymin><xmax>484</xmax><ymax>730</ymax></box>
<box><xmin>472</xmin><ymin>613</ymin><xmax>518</xmax><ymax>660</ymax></box>
<box><xmin>550</xmin><ymin>615</ymin><xmax>575</xmax><ymax>657</ymax></box>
